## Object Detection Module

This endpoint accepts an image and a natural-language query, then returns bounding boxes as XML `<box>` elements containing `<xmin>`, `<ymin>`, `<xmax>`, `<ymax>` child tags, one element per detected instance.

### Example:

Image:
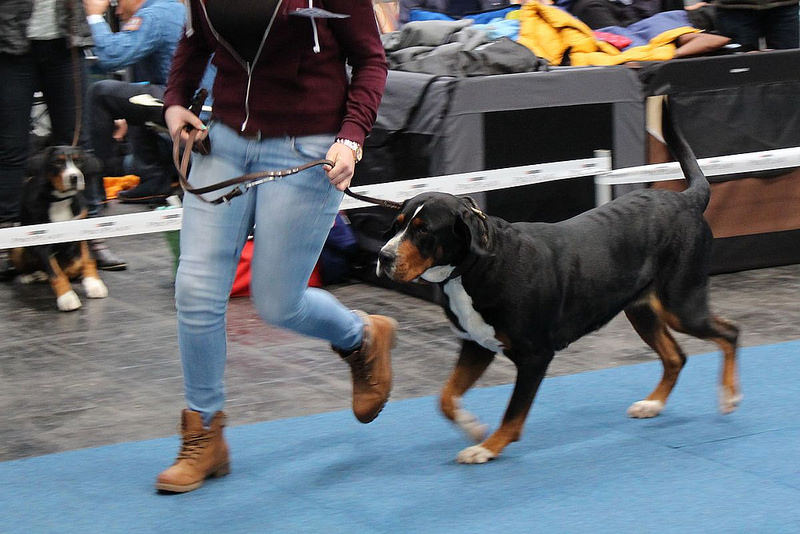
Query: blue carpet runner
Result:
<box><xmin>2</xmin><ymin>341</ymin><xmax>799</xmax><ymax>533</ymax></box>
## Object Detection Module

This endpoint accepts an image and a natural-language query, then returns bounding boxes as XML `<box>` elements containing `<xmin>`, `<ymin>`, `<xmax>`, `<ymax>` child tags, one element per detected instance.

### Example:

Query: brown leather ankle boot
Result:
<box><xmin>337</xmin><ymin>314</ymin><xmax>396</xmax><ymax>423</ymax></box>
<box><xmin>155</xmin><ymin>409</ymin><xmax>230</xmax><ymax>493</ymax></box>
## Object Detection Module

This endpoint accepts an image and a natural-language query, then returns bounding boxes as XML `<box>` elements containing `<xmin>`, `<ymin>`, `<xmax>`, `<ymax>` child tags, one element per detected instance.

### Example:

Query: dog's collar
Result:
<box><xmin>441</xmin><ymin>252</ymin><xmax>481</xmax><ymax>284</ymax></box>
<box><xmin>50</xmin><ymin>190</ymin><xmax>78</xmax><ymax>201</ymax></box>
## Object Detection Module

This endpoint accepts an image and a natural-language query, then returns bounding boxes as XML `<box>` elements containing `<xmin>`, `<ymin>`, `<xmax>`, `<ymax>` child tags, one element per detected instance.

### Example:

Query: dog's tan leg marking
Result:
<box><xmin>650</xmin><ymin>296</ymin><xmax>741</xmax><ymax>415</ymax></box>
<box><xmin>78</xmin><ymin>241</ymin><xmax>107</xmax><ymax>299</ymax></box>
<box><xmin>712</xmin><ymin>317</ymin><xmax>742</xmax><ymax>413</ymax></box>
<box><xmin>458</xmin><ymin>410</ymin><xmax>533</xmax><ymax>464</ymax></box>
<box><xmin>9</xmin><ymin>248</ymin><xmax>25</xmax><ymax>271</ymax></box>
<box><xmin>441</xmin><ymin>341</ymin><xmax>494</xmax><ymax>443</ymax></box>
<box><xmin>625</xmin><ymin>297</ymin><xmax>687</xmax><ymax>418</ymax></box>
<box><xmin>457</xmin><ymin>357</ymin><xmax>548</xmax><ymax>464</ymax></box>
<box><xmin>49</xmin><ymin>257</ymin><xmax>81</xmax><ymax>311</ymax></box>
<box><xmin>457</xmin><ymin>412</ymin><xmax>528</xmax><ymax>464</ymax></box>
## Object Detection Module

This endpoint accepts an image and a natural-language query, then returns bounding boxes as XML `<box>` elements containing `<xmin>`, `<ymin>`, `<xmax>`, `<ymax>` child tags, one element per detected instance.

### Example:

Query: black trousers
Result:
<box><xmin>87</xmin><ymin>79</ymin><xmax>174</xmax><ymax>190</ymax></box>
<box><xmin>715</xmin><ymin>4</ymin><xmax>800</xmax><ymax>51</ymax></box>
<box><xmin>0</xmin><ymin>39</ymin><xmax>87</xmax><ymax>223</ymax></box>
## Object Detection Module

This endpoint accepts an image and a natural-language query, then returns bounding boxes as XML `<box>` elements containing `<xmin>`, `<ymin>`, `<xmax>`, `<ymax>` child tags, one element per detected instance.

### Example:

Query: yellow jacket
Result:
<box><xmin>516</xmin><ymin>1</ymin><xmax>698</xmax><ymax>66</ymax></box>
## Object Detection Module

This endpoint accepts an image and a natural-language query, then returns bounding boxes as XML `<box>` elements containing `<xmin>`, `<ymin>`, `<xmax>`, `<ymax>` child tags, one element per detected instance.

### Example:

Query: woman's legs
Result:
<box><xmin>248</xmin><ymin>134</ymin><xmax>364</xmax><ymax>351</ymax></box>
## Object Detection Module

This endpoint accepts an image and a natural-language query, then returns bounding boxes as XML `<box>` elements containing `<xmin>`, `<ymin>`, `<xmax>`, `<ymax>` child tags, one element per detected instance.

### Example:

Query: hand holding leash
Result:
<box><xmin>325</xmin><ymin>142</ymin><xmax>355</xmax><ymax>191</ymax></box>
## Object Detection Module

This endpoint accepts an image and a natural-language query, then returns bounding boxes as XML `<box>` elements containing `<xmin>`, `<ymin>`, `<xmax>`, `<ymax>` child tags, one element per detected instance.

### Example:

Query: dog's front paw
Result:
<box><xmin>457</xmin><ymin>445</ymin><xmax>497</xmax><ymax>464</ymax></box>
<box><xmin>83</xmin><ymin>277</ymin><xmax>108</xmax><ymax>299</ymax></box>
<box><xmin>57</xmin><ymin>290</ymin><xmax>82</xmax><ymax>311</ymax></box>
<box><xmin>627</xmin><ymin>399</ymin><xmax>665</xmax><ymax>418</ymax></box>
<box><xmin>454</xmin><ymin>408</ymin><xmax>488</xmax><ymax>442</ymax></box>
<box><xmin>19</xmin><ymin>271</ymin><xmax>48</xmax><ymax>284</ymax></box>
<box><xmin>719</xmin><ymin>386</ymin><xmax>743</xmax><ymax>414</ymax></box>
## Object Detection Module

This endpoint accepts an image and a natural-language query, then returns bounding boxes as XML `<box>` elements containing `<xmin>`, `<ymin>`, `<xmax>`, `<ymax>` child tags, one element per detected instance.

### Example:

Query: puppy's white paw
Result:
<box><xmin>83</xmin><ymin>276</ymin><xmax>108</xmax><ymax>299</ymax></box>
<box><xmin>719</xmin><ymin>387</ymin><xmax>743</xmax><ymax>414</ymax></box>
<box><xmin>454</xmin><ymin>408</ymin><xmax>488</xmax><ymax>443</ymax></box>
<box><xmin>57</xmin><ymin>290</ymin><xmax>82</xmax><ymax>311</ymax></box>
<box><xmin>627</xmin><ymin>399</ymin><xmax>665</xmax><ymax>418</ymax></box>
<box><xmin>457</xmin><ymin>445</ymin><xmax>496</xmax><ymax>464</ymax></box>
<box><xmin>19</xmin><ymin>271</ymin><xmax>48</xmax><ymax>284</ymax></box>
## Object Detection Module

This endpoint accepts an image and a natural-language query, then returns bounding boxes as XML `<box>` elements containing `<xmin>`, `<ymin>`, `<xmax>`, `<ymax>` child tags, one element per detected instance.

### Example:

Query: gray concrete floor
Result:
<box><xmin>1</xmin><ymin>203</ymin><xmax>798</xmax><ymax>463</ymax></box>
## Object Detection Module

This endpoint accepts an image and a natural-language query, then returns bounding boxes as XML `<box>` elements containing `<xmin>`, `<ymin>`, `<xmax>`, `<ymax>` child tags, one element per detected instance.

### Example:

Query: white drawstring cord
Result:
<box><xmin>309</xmin><ymin>0</ymin><xmax>320</xmax><ymax>53</ymax></box>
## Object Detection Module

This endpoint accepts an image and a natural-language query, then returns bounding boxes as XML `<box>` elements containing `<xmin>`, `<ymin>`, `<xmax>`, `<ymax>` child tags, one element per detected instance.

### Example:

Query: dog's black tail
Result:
<box><xmin>661</xmin><ymin>98</ymin><xmax>711</xmax><ymax>210</ymax></box>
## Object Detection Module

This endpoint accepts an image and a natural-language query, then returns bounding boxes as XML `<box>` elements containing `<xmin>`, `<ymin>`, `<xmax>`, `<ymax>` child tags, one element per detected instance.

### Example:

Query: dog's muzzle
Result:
<box><xmin>62</xmin><ymin>158</ymin><xmax>85</xmax><ymax>191</ymax></box>
<box><xmin>376</xmin><ymin>248</ymin><xmax>396</xmax><ymax>279</ymax></box>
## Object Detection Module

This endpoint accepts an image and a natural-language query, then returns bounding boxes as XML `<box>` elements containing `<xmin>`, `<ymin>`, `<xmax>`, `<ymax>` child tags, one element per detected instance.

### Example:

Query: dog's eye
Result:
<box><xmin>411</xmin><ymin>218</ymin><xmax>429</xmax><ymax>233</ymax></box>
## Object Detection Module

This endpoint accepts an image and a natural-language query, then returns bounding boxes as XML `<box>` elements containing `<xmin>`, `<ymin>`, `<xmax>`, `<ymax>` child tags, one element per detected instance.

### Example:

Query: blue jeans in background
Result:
<box><xmin>176</xmin><ymin>121</ymin><xmax>364</xmax><ymax>423</ymax></box>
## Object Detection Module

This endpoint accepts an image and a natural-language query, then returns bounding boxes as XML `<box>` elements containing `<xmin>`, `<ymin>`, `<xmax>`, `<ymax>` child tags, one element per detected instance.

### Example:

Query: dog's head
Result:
<box><xmin>377</xmin><ymin>192</ymin><xmax>492</xmax><ymax>283</ymax></box>
<box><xmin>27</xmin><ymin>145</ymin><xmax>92</xmax><ymax>193</ymax></box>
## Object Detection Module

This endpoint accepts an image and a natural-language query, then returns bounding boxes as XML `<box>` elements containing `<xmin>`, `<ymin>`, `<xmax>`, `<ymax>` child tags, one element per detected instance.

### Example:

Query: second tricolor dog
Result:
<box><xmin>10</xmin><ymin>146</ymin><xmax>108</xmax><ymax>312</ymax></box>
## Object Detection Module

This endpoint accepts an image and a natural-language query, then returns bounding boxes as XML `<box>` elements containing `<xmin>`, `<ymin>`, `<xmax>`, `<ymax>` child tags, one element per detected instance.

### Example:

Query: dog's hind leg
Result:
<box><xmin>624</xmin><ymin>298</ymin><xmax>687</xmax><ymax>418</ymax></box>
<box><xmin>78</xmin><ymin>241</ymin><xmax>108</xmax><ymax>299</ymax></box>
<box><xmin>441</xmin><ymin>340</ymin><xmax>495</xmax><ymax>443</ymax></box>
<box><xmin>457</xmin><ymin>352</ymin><xmax>552</xmax><ymax>464</ymax></box>
<box><xmin>653</xmin><ymin>293</ymin><xmax>741</xmax><ymax>414</ymax></box>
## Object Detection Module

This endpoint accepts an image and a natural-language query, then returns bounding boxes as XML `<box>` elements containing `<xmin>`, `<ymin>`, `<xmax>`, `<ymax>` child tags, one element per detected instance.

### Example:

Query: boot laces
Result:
<box><xmin>177</xmin><ymin>431</ymin><xmax>214</xmax><ymax>461</ymax></box>
<box><xmin>350</xmin><ymin>352</ymin><xmax>376</xmax><ymax>385</ymax></box>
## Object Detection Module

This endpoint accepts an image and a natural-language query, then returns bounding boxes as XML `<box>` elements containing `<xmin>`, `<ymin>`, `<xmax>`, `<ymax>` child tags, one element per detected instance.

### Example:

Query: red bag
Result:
<box><xmin>230</xmin><ymin>239</ymin><xmax>323</xmax><ymax>298</ymax></box>
<box><xmin>593</xmin><ymin>31</ymin><xmax>633</xmax><ymax>50</ymax></box>
<box><xmin>230</xmin><ymin>240</ymin><xmax>254</xmax><ymax>298</ymax></box>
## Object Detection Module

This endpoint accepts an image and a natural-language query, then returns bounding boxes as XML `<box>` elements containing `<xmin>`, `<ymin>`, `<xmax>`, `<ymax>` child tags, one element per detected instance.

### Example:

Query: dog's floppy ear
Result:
<box><xmin>456</xmin><ymin>197</ymin><xmax>491</xmax><ymax>257</ymax></box>
<box><xmin>26</xmin><ymin>146</ymin><xmax>54</xmax><ymax>178</ymax></box>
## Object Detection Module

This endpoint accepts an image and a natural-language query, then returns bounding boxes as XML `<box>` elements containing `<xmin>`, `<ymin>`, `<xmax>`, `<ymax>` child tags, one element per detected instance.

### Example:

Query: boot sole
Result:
<box><xmin>155</xmin><ymin>462</ymin><xmax>231</xmax><ymax>494</ymax></box>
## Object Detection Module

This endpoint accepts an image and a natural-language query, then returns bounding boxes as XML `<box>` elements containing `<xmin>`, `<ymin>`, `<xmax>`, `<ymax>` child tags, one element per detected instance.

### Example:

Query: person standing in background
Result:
<box><xmin>83</xmin><ymin>0</ymin><xmax>187</xmax><ymax>205</ymax></box>
<box><xmin>714</xmin><ymin>0</ymin><xmax>799</xmax><ymax>50</ymax></box>
<box><xmin>0</xmin><ymin>0</ymin><xmax>96</xmax><ymax>275</ymax></box>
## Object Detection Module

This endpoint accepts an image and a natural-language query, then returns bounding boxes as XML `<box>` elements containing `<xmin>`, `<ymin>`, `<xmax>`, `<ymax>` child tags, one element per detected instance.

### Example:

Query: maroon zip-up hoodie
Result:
<box><xmin>163</xmin><ymin>0</ymin><xmax>388</xmax><ymax>145</ymax></box>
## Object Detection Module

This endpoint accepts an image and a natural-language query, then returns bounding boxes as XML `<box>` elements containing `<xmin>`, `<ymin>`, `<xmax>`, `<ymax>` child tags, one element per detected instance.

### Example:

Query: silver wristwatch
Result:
<box><xmin>335</xmin><ymin>138</ymin><xmax>363</xmax><ymax>163</ymax></box>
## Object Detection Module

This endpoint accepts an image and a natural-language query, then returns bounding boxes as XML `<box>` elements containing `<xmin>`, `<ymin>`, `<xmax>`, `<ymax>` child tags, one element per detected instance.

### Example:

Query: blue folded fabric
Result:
<box><xmin>472</xmin><ymin>18</ymin><xmax>520</xmax><ymax>40</ymax></box>
<box><xmin>409</xmin><ymin>4</ymin><xmax>520</xmax><ymax>24</ymax></box>
<box><xmin>598</xmin><ymin>10</ymin><xmax>692</xmax><ymax>49</ymax></box>
<box><xmin>463</xmin><ymin>5</ymin><xmax>520</xmax><ymax>24</ymax></box>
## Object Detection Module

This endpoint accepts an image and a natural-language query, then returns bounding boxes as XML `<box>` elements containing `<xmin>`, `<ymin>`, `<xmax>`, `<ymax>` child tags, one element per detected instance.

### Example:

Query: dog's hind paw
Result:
<box><xmin>454</xmin><ymin>409</ymin><xmax>488</xmax><ymax>442</ymax></box>
<box><xmin>83</xmin><ymin>276</ymin><xmax>108</xmax><ymax>299</ymax></box>
<box><xmin>457</xmin><ymin>445</ymin><xmax>497</xmax><ymax>464</ymax></box>
<box><xmin>57</xmin><ymin>290</ymin><xmax>82</xmax><ymax>311</ymax></box>
<box><xmin>719</xmin><ymin>387</ymin><xmax>743</xmax><ymax>414</ymax></box>
<box><xmin>627</xmin><ymin>399</ymin><xmax>664</xmax><ymax>418</ymax></box>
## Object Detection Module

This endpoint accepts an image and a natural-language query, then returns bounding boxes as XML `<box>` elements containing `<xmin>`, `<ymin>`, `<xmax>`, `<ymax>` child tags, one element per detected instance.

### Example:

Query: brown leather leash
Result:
<box><xmin>172</xmin><ymin>127</ymin><xmax>335</xmax><ymax>205</ymax></box>
<box><xmin>172</xmin><ymin>122</ymin><xmax>402</xmax><ymax>209</ymax></box>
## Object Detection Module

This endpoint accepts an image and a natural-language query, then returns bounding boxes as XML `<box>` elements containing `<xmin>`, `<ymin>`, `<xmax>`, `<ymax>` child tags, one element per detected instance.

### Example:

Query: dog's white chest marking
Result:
<box><xmin>48</xmin><ymin>197</ymin><xmax>74</xmax><ymax>222</ymax></box>
<box><xmin>443</xmin><ymin>276</ymin><xmax>503</xmax><ymax>354</ymax></box>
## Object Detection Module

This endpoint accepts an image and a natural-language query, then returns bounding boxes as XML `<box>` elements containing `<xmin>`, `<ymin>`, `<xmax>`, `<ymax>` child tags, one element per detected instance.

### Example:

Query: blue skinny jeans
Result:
<box><xmin>176</xmin><ymin>121</ymin><xmax>364</xmax><ymax>423</ymax></box>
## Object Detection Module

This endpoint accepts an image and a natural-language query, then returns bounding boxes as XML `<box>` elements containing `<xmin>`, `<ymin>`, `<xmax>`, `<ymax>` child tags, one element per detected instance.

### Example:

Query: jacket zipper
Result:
<box><xmin>199</xmin><ymin>0</ymin><xmax>284</xmax><ymax>133</ymax></box>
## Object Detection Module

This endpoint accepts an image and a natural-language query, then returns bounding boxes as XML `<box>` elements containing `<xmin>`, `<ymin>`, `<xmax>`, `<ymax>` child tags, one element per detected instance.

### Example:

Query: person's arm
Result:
<box><xmin>327</xmin><ymin>0</ymin><xmax>389</xmax><ymax>147</ymax></box>
<box><xmin>323</xmin><ymin>0</ymin><xmax>389</xmax><ymax>190</ymax></box>
<box><xmin>83</xmin><ymin>0</ymin><xmax>165</xmax><ymax>72</ymax></box>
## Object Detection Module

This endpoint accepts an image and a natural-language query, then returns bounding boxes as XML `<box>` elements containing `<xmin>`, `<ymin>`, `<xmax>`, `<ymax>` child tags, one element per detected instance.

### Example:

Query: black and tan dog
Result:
<box><xmin>377</xmin><ymin>102</ymin><xmax>741</xmax><ymax>464</ymax></box>
<box><xmin>10</xmin><ymin>145</ymin><xmax>108</xmax><ymax>311</ymax></box>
